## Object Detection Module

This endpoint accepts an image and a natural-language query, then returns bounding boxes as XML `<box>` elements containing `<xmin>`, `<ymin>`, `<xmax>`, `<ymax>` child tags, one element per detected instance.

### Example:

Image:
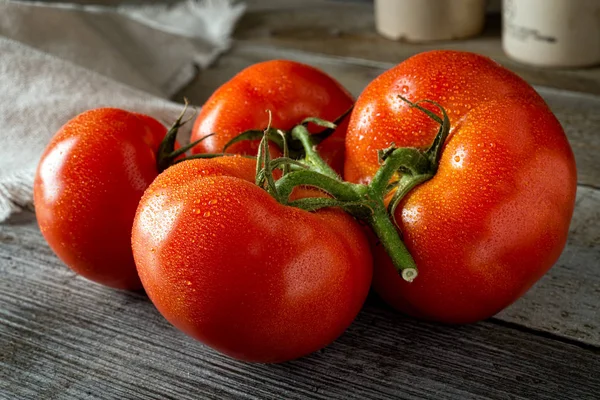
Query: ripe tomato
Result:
<box><xmin>347</xmin><ymin>51</ymin><xmax>577</xmax><ymax>323</ymax></box>
<box><xmin>190</xmin><ymin>60</ymin><xmax>353</xmax><ymax>175</ymax></box>
<box><xmin>345</xmin><ymin>50</ymin><xmax>541</xmax><ymax>184</ymax></box>
<box><xmin>132</xmin><ymin>156</ymin><xmax>372</xmax><ymax>362</ymax></box>
<box><xmin>34</xmin><ymin>108</ymin><xmax>170</xmax><ymax>290</ymax></box>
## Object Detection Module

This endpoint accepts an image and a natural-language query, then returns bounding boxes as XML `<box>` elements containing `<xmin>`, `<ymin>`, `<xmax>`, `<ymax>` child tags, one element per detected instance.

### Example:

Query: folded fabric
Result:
<box><xmin>0</xmin><ymin>0</ymin><xmax>245</xmax><ymax>222</ymax></box>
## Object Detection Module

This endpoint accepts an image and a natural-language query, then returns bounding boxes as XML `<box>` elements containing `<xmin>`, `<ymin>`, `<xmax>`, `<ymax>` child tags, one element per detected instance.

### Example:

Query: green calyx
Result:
<box><xmin>244</xmin><ymin>96</ymin><xmax>451</xmax><ymax>283</ymax></box>
<box><xmin>222</xmin><ymin>106</ymin><xmax>352</xmax><ymax>176</ymax></box>
<box><xmin>160</xmin><ymin>97</ymin><xmax>449</xmax><ymax>282</ymax></box>
<box><xmin>156</xmin><ymin>99</ymin><xmax>223</xmax><ymax>173</ymax></box>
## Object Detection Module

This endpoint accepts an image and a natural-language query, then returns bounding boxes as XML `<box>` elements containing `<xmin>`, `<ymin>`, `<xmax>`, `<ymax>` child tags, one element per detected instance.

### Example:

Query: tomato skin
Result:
<box><xmin>345</xmin><ymin>50</ymin><xmax>540</xmax><ymax>184</ymax></box>
<box><xmin>190</xmin><ymin>60</ymin><xmax>353</xmax><ymax>175</ymax></box>
<box><xmin>34</xmin><ymin>108</ymin><xmax>167</xmax><ymax>290</ymax></box>
<box><xmin>132</xmin><ymin>157</ymin><xmax>372</xmax><ymax>362</ymax></box>
<box><xmin>347</xmin><ymin>51</ymin><xmax>577</xmax><ymax>323</ymax></box>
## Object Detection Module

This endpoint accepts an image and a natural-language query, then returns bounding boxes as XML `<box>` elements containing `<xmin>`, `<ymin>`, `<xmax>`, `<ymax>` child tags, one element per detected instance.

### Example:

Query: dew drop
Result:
<box><xmin>209</xmin><ymin>199</ymin><xmax>218</xmax><ymax>205</ymax></box>
<box><xmin>203</xmin><ymin>211</ymin><xmax>211</xmax><ymax>217</ymax></box>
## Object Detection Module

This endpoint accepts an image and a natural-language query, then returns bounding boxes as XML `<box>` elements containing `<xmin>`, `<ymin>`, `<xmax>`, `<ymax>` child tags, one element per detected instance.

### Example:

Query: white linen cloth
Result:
<box><xmin>0</xmin><ymin>0</ymin><xmax>245</xmax><ymax>221</ymax></box>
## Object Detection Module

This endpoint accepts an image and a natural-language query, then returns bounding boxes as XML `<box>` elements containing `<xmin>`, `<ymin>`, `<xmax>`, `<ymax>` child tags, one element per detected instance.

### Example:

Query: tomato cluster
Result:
<box><xmin>34</xmin><ymin>52</ymin><xmax>577</xmax><ymax>363</ymax></box>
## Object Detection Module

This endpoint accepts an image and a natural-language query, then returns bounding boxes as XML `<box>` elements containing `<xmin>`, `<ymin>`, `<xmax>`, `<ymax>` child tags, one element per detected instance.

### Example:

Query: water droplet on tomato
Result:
<box><xmin>209</xmin><ymin>199</ymin><xmax>218</xmax><ymax>205</ymax></box>
<box><xmin>203</xmin><ymin>211</ymin><xmax>211</xmax><ymax>217</ymax></box>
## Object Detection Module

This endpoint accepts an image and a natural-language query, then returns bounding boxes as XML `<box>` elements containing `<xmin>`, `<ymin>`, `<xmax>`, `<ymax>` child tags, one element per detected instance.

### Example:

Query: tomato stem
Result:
<box><xmin>276</xmin><ymin>169</ymin><xmax>361</xmax><ymax>204</ymax></box>
<box><xmin>221</xmin><ymin>107</ymin><xmax>353</xmax><ymax>169</ymax></box>
<box><xmin>304</xmin><ymin>106</ymin><xmax>353</xmax><ymax>145</ymax></box>
<box><xmin>370</xmin><ymin>147</ymin><xmax>430</xmax><ymax>197</ymax></box>
<box><xmin>255</xmin><ymin>113</ymin><xmax>283</xmax><ymax>203</ymax></box>
<box><xmin>397</xmin><ymin>95</ymin><xmax>451</xmax><ymax>168</ymax></box>
<box><xmin>156</xmin><ymin>98</ymin><xmax>200</xmax><ymax>173</ymax></box>
<box><xmin>233</xmin><ymin>97</ymin><xmax>451</xmax><ymax>283</ymax></box>
<box><xmin>167</xmin><ymin>133</ymin><xmax>215</xmax><ymax>161</ymax></box>
<box><xmin>367</xmin><ymin>199</ymin><xmax>419</xmax><ymax>282</ymax></box>
<box><xmin>291</xmin><ymin>124</ymin><xmax>341</xmax><ymax>180</ymax></box>
<box><xmin>274</xmin><ymin>166</ymin><xmax>419</xmax><ymax>280</ymax></box>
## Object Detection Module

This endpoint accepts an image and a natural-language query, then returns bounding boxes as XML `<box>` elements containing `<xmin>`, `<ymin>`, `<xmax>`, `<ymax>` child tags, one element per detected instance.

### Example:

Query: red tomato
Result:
<box><xmin>190</xmin><ymin>60</ymin><xmax>353</xmax><ymax>175</ymax></box>
<box><xmin>34</xmin><ymin>108</ymin><xmax>169</xmax><ymax>290</ymax></box>
<box><xmin>345</xmin><ymin>50</ymin><xmax>541</xmax><ymax>184</ymax></box>
<box><xmin>131</xmin><ymin>156</ymin><xmax>372</xmax><ymax>362</ymax></box>
<box><xmin>347</xmin><ymin>51</ymin><xmax>577</xmax><ymax>323</ymax></box>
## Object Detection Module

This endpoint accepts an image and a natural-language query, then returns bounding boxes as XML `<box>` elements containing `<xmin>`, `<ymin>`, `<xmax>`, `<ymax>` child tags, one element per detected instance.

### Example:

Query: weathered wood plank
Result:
<box><xmin>235</xmin><ymin>1</ymin><xmax>600</xmax><ymax>95</ymax></box>
<box><xmin>1</xmin><ymin>218</ymin><xmax>599</xmax><ymax>400</ymax></box>
<box><xmin>178</xmin><ymin>43</ymin><xmax>600</xmax><ymax>189</ymax></box>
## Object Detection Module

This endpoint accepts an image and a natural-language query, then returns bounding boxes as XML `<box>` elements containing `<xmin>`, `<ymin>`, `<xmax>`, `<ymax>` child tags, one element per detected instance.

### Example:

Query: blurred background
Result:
<box><xmin>11</xmin><ymin>0</ymin><xmax>599</xmax><ymax>102</ymax></box>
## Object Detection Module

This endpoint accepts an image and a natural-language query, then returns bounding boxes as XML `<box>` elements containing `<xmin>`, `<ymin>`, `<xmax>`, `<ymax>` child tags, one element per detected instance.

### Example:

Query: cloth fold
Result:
<box><xmin>0</xmin><ymin>0</ymin><xmax>245</xmax><ymax>222</ymax></box>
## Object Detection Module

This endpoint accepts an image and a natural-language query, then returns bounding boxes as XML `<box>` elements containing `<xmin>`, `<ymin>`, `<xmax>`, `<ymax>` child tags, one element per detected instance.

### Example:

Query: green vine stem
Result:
<box><xmin>366</xmin><ymin>200</ymin><xmax>419</xmax><ymax>282</ymax></box>
<box><xmin>290</xmin><ymin>124</ymin><xmax>341</xmax><ymax>179</ymax></box>
<box><xmin>221</xmin><ymin>106</ymin><xmax>353</xmax><ymax>171</ymax></box>
<box><xmin>156</xmin><ymin>98</ymin><xmax>212</xmax><ymax>173</ymax></box>
<box><xmin>225</xmin><ymin>96</ymin><xmax>450</xmax><ymax>282</ymax></box>
<box><xmin>274</xmin><ymin>148</ymin><xmax>420</xmax><ymax>282</ymax></box>
<box><xmin>276</xmin><ymin>169</ymin><xmax>362</xmax><ymax>204</ymax></box>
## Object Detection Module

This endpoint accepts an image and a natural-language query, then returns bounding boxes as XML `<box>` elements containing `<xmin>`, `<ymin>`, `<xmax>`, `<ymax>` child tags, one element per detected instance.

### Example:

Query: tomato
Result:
<box><xmin>131</xmin><ymin>156</ymin><xmax>372</xmax><ymax>362</ymax></box>
<box><xmin>190</xmin><ymin>60</ymin><xmax>353</xmax><ymax>175</ymax></box>
<box><xmin>345</xmin><ymin>50</ymin><xmax>541</xmax><ymax>184</ymax></box>
<box><xmin>34</xmin><ymin>108</ymin><xmax>170</xmax><ymax>290</ymax></box>
<box><xmin>346</xmin><ymin>51</ymin><xmax>577</xmax><ymax>323</ymax></box>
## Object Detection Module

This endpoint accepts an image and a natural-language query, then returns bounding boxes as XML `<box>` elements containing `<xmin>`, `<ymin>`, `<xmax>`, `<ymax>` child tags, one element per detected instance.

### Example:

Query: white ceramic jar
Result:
<box><xmin>374</xmin><ymin>0</ymin><xmax>487</xmax><ymax>42</ymax></box>
<box><xmin>502</xmin><ymin>0</ymin><xmax>600</xmax><ymax>67</ymax></box>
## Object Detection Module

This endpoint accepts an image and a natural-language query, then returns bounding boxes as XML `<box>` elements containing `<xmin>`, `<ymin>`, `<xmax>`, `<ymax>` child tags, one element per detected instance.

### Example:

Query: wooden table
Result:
<box><xmin>2</xmin><ymin>1</ymin><xmax>600</xmax><ymax>399</ymax></box>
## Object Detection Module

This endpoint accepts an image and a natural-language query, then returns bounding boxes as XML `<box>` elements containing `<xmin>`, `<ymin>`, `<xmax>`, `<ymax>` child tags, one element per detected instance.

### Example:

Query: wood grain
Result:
<box><xmin>178</xmin><ymin>43</ymin><xmax>600</xmax><ymax>189</ymax></box>
<box><xmin>1</xmin><ymin>217</ymin><xmax>599</xmax><ymax>400</ymax></box>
